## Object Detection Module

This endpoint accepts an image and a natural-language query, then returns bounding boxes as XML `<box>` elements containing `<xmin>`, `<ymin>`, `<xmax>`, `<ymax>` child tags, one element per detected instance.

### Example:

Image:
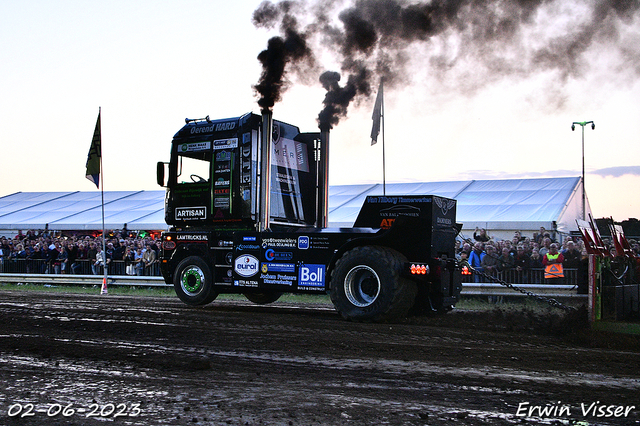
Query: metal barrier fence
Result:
<box><xmin>0</xmin><ymin>272</ymin><xmax>585</xmax><ymax>298</ymax></box>
<box><xmin>0</xmin><ymin>258</ymin><xmax>161</xmax><ymax>277</ymax></box>
<box><xmin>462</xmin><ymin>267</ymin><xmax>583</xmax><ymax>286</ymax></box>
<box><xmin>0</xmin><ymin>268</ymin><xmax>586</xmax><ymax>300</ymax></box>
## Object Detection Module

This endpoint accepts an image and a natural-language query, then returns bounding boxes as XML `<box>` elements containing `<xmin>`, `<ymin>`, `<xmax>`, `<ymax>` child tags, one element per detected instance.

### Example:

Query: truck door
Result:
<box><xmin>169</xmin><ymin>141</ymin><xmax>213</xmax><ymax>225</ymax></box>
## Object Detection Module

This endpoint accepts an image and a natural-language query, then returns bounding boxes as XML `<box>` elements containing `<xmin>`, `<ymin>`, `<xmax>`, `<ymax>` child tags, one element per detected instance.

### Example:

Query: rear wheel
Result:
<box><xmin>330</xmin><ymin>246</ymin><xmax>417</xmax><ymax>322</ymax></box>
<box><xmin>244</xmin><ymin>291</ymin><xmax>283</xmax><ymax>305</ymax></box>
<box><xmin>173</xmin><ymin>256</ymin><xmax>218</xmax><ymax>306</ymax></box>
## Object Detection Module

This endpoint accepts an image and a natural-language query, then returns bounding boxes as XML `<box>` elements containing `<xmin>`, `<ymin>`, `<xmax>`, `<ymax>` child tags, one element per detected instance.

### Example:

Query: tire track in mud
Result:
<box><xmin>1</xmin><ymin>290</ymin><xmax>639</xmax><ymax>425</ymax></box>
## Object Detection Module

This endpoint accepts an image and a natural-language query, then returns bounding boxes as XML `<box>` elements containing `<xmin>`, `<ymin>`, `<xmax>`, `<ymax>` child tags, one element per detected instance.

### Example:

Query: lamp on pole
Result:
<box><xmin>571</xmin><ymin>120</ymin><xmax>595</xmax><ymax>221</ymax></box>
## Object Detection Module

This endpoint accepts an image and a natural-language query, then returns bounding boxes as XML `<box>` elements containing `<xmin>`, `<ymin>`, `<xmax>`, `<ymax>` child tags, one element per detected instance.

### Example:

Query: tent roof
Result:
<box><xmin>0</xmin><ymin>177</ymin><xmax>587</xmax><ymax>234</ymax></box>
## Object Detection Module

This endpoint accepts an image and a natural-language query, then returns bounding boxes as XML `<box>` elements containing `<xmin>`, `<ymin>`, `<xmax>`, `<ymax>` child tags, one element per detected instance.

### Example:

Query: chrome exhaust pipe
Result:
<box><xmin>317</xmin><ymin>127</ymin><xmax>330</xmax><ymax>228</ymax></box>
<box><xmin>259</xmin><ymin>110</ymin><xmax>273</xmax><ymax>231</ymax></box>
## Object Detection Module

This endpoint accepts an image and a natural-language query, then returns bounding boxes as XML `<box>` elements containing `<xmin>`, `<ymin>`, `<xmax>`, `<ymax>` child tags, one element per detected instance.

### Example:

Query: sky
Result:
<box><xmin>1</xmin><ymin>0</ymin><xmax>639</xmax><ymax>222</ymax></box>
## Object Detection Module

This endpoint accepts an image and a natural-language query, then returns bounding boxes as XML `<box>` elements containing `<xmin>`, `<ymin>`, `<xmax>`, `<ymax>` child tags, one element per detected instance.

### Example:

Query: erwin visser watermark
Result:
<box><xmin>516</xmin><ymin>402</ymin><xmax>636</xmax><ymax>419</ymax></box>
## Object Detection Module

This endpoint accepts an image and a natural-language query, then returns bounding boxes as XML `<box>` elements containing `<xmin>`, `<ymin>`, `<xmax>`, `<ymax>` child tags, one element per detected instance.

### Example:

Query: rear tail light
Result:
<box><xmin>410</xmin><ymin>263</ymin><xmax>429</xmax><ymax>275</ymax></box>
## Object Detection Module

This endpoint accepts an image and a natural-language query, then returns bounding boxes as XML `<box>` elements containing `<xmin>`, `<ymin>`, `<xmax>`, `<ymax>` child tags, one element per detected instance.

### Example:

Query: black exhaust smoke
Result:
<box><xmin>254</xmin><ymin>0</ymin><xmax>640</xmax><ymax>121</ymax></box>
<box><xmin>253</xmin><ymin>2</ymin><xmax>316</xmax><ymax>113</ymax></box>
<box><xmin>253</xmin><ymin>0</ymin><xmax>640</xmax><ymax>228</ymax></box>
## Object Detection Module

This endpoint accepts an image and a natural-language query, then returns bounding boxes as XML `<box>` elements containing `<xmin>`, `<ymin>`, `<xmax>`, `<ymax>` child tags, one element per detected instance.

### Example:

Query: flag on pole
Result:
<box><xmin>370</xmin><ymin>81</ymin><xmax>383</xmax><ymax>145</ymax></box>
<box><xmin>85</xmin><ymin>111</ymin><xmax>101</xmax><ymax>188</ymax></box>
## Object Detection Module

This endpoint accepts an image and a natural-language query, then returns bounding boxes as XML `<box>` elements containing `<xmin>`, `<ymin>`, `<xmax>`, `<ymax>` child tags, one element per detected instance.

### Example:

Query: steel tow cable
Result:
<box><xmin>466</xmin><ymin>265</ymin><xmax>577</xmax><ymax>312</ymax></box>
<box><xmin>460</xmin><ymin>234</ymin><xmax>577</xmax><ymax>312</ymax></box>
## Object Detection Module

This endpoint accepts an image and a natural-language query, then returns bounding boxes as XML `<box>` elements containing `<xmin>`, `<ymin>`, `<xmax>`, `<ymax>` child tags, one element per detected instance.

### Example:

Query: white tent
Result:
<box><xmin>0</xmin><ymin>190</ymin><xmax>166</xmax><ymax>232</ymax></box>
<box><xmin>0</xmin><ymin>177</ymin><xmax>588</xmax><ymax>240</ymax></box>
<box><xmin>329</xmin><ymin>177</ymin><xmax>589</xmax><ymax>240</ymax></box>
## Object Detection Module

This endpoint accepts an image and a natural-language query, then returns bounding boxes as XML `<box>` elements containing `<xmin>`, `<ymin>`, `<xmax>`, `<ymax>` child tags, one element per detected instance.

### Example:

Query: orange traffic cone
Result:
<box><xmin>101</xmin><ymin>277</ymin><xmax>108</xmax><ymax>295</ymax></box>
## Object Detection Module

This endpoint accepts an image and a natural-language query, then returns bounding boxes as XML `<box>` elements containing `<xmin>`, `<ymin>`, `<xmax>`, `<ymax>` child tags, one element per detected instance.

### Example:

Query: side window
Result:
<box><xmin>177</xmin><ymin>154</ymin><xmax>210</xmax><ymax>184</ymax></box>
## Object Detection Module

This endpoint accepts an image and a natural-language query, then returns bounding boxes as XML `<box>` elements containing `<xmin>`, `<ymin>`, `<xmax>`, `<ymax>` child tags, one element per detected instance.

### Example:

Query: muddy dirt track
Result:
<box><xmin>0</xmin><ymin>290</ymin><xmax>639</xmax><ymax>426</ymax></box>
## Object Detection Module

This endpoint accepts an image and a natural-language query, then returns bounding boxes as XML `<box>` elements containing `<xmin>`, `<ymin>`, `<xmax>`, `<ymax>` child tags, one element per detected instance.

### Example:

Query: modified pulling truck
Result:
<box><xmin>156</xmin><ymin>110</ymin><xmax>462</xmax><ymax>321</ymax></box>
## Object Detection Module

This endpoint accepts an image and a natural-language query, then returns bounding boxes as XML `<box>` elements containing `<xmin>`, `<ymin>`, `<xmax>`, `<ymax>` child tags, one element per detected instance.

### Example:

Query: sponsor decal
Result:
<box><xmin>380</xmin><ymin>218</ymin><xmax>395</xmax><ymax>229</ymax></box>
<box><xmin>298</xmin><ymin>236</ymin><xmax>309</xmax><ymax>249</ymax></box>
<box><xmin>176</xmin><ymin>234</ymin><xmax>208</xmax><ymax>242</ymax></box>
<box><xmin>175</xmin><ymin>206</ymin><xmax>206</xmax><ymax>220</ymax></box>
<box><xmin>213</xmin><ymin>137</ymin><xmax>238</xmax><ymax>150</ymax></box>
<box><xmin>434</xmin><ymin>196</ymin><xmax>456</xmax><ymax>215</ymax></box>
<box><xmin>261</xmin><ymin>263</ymin><xmax>296</xmax><ymax>273</ymax></box>
<box><xmin>307</xmin><ymin>236</ymin><xmax>330</xmax><ymax>250</ymax></box>
<box><xmin>234</xmin><ymin>279</ymin><xmax>258</xmax><ymax>287</ymax></box>
<box><xmin>262</xmin><ymin>238</ymin><xmax>297</xmax><ymax>249</ymax></box>
<box><xmin>243</xmin><ymin>236</ymin><xmax>257</xmax><ymax>242</ymax></box>
<box><xmin>299</xmin><ymin>264</ymin><xmax>325</xmax><ymax>288</ymax></box>
<box><xmin>260</xmin><ymin>273</ymin><xmax>296</xmax><ymax>286</ymax></box>
<box><xmin>272</xmin><ymin>138</ymin><xmax>309</xmax><ymax>172</ymax></box>
<box><xmin>436</xmin><ymin>216</ymin><xmax>453</xmax><ymax>225</ymax></box>
<box><xmin>367</xmin><ymin>196</ymin><xmax>432</xmax><ymax>204</ymax></box>
<box><xmin>215</xmin><ymin>178</ymin><xmax>230</xmax><ymax>187</ymax></box>
<box><xmin>179</xmin><ymin>142</ymin><xmax>211</xmax><ymax>152</ymax></box>
<box><xmin>234</xmin><ymin>254</ymin><xmax>259</xmax><ymax>277</ymax></box>
<box><xmin>190</xmin><ymin>121</ymin><xmax>236</xmax><ymax>134</ymax></box>
<box><xmin>237</xmin><ymin>244</ymin><xmax>260</xmax><ymax>251</ymax></box>
<box><xmin>434</xmin><ymin>196</ymin><xmax>455</xmax><ymax>226</ymax></box>
<box><xmin>380</xmin><ymin>204</ymin><xmax>421</xmax><ymax>218</ymax></box>
<box><xmin>215</xmin><ymin>150</ymin><xmax>232</xmax><ymax>162</ymax></box>
<box><xmin>265</xmin><ymin>249</ymin><xmax>293</xmax><ymax>261</ymax></box>
<box><xmin>214</xmin><ymin>198</ymin><xmax>230</xmax><ymax>208</ymax></box>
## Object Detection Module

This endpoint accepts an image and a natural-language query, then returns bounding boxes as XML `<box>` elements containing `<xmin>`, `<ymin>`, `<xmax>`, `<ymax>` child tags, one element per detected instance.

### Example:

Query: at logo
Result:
<box><xmin>380</xmin><ymin>218</ymin><xmax>395</xmax><ymax>229</ymax></box>
<box><xmin>234</xmin><ymin>254</ymin><xmax>259</xmax><ymax>277</ymax></box>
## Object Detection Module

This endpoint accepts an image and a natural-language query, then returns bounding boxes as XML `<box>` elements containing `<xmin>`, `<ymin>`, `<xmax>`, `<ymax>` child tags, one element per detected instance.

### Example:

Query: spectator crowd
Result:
<box><xmin>3</xmin><ymin>226</ymin><xmax>640</xmax><ymax>286</ymax></box>
<box><xmin>456</xmin><ymin>226</ymin><xmax>640</xmax><ymax>291</ymax></box>
<box><xmin>0</xmin><ymin>229</ymin><xmax>161</xmax><ymax>276</ymax></box>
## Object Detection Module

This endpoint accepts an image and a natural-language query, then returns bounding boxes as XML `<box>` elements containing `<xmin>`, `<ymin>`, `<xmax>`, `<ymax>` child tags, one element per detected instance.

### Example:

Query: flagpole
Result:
<box><xmin>99</xmin><ymin>107</ymin><xmax>108</xmax><ymax>294</ymax></box>
<box><xmin>381</xmin><ymin>85</ymin><xmax>386</xmax><ymax>196</ymax></box>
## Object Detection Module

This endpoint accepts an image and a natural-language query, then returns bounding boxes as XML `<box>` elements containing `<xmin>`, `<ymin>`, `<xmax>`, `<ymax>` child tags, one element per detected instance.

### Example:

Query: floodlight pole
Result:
<box><xmin>571</xmin><ymin>121</ymin><xmax>595</xmax><ymax>221</ymax></box>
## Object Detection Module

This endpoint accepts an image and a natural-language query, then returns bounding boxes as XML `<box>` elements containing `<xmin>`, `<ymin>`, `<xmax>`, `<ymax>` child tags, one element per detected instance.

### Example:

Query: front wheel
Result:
<box><xmin>173</xmin><ymin>256</ymin><xmax>218</xmax><ymax>306</ymax></box>
<box><xmin>330</xmin><ymin>246</ymin><xmax>417</xmax><ymax>322</ymax></box>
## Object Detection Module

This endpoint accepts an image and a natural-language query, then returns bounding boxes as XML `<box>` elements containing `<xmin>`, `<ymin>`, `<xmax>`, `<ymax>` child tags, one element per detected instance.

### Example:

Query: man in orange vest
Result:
<box><xmin>543</xmin><ymin>243</ymin><xmax>564</xmax><ymax>284</ymax></box>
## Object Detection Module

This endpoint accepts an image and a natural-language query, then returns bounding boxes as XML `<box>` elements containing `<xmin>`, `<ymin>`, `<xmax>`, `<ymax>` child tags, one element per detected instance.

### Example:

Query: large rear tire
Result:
<box><xmin>330</xmin><ymin>246</ymin><xmax>417</xmax><ymax>322</ymax></box>
<box><xmin>173</xmin><ymin>256</ymin><xmax>218</xmax><ymax>306</ymax></box>
<box><xmin>244</xmin><ymin>291</ymin><xmax>283</xmax><ymax>305</ymax></box>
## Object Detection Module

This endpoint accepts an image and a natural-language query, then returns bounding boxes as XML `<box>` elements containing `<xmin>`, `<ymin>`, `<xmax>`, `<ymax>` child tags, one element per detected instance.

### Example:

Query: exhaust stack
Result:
<box><xmin>317</xmin><ymin>127</ymin><xmax>330</xmax><ymax>228</ymax></box>
<box><xmin>259</xmin><ymin>110</ymin><xmax>273</xmax><ymax>231</ymax></box>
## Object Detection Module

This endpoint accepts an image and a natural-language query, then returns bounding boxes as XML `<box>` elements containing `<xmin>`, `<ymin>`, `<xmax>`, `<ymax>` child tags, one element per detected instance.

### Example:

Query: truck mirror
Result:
<box><xmin>157</xmin><ymin>162</ymin><xmax>166</xmax><ymax>187</ymax></box>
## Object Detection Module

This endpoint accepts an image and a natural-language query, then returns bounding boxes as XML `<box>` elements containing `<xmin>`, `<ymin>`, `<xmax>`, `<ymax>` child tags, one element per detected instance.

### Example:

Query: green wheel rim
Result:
<box><xmin>181</xmin><ymin>266</ymin><xmax>205</xmax><ymax>295</ymax></box>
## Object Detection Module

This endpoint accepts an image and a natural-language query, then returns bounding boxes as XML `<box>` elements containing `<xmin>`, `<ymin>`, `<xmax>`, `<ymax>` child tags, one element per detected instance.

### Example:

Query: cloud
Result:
<box><xmin>454</xmin><ymin>169</ymin><xmax>578</xmax><ymax>180</ymax></box>
<box><xmin>452</xmin><ymin>167</ymin><xmax>640</xmax><ymax>181</ymax></box>
<box><xmin>591</xmin><ymin>166</ymin><xmax>640</xmax><ymax>178</ymax></box>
